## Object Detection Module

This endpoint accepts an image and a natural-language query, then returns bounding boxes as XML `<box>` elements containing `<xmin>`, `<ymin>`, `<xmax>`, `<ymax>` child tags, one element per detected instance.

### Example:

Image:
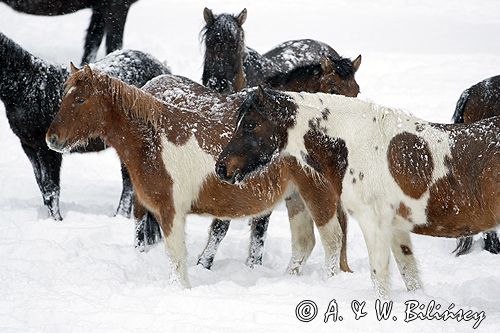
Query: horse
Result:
<box><xmin>0</xmin><ymin>32</ymin><xmax>169</xmax><ymax>221</ymax></box>
<box><xmin>201</xmin><ymin>7</ymin><xmax>352</xmax><ymax>95</ymax></box>
<box><xmin>452</xmin><ymin>75</ymin><xmax>500</xmax><ymax>255</ymax></box>
<box><xmin>200</xmin><ymin>7</ymin><xmax>362</xmax><ymax>269</ymax></box>
<box><xmin>216</xmin><ymin>87</ymin><xmax>499</xmax><ymax>298</ymax></box>
<box><xmin>198</xmin><ymin>53</ymin><xmax>362</xmax><ymax>269</ymax></box>
<box><xmin>46</xmin><ymin>67</ymin><xmax>352</xmax><ymax>287</ymax></box>
<box><xmin>0</xmin><ymin>0</ymin><xmax>138</xmax><ymax>64</ymax></box>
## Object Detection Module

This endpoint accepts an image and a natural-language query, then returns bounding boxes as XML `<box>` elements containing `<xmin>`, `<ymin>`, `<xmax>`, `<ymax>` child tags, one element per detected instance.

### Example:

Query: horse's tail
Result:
<box><xmin>452</xmin><ymin>88</ymin><xmax>470</xmax><ymax>123</ymax></box>
<box><xmin>338</xmin><ymin>203</ymin><xmax>352</xmax><ymax>273</ymax></box>
<box><xmin>453</xmin><ymin>236</ymin><xmax>473</xmax><ymax>256</ymax></box>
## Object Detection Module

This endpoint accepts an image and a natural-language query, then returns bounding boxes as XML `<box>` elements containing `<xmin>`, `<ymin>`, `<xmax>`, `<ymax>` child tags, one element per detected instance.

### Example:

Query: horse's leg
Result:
<box><xmin>81</xmin><ymin>8</ymin><xmax>106</xmax><ymax>64</ymax></box>
<box><xmin>197</xmin><ymin>219</ymin><xmax>230</xmax><ymax>269</ymax></box>
<box><xmin>115</xmin><ymin>162</ymin><xmax>134</xmax><ymax>218</ymax></box>
<box><xmin>104</xmin><ymin>4</ymin><xmax>131</xmax><ymax>54</ymax></box>
<box><xmin>391</xmin><ymin>228</ymin><xmax>422</xmax><ymax>291</ymax></box>
<box><xmin>337</xmin><ymin>204</ymin><xmax>352</xmax><ymax>273</ymax></box>
<box><xmin>161</xmin><ymin>210</ymin><xmax>190</xmax><ymax>288</ymax></box>
<box><xmin>285</xmin><ymin>192</ymin><xmax>315</xmax><ymax>275</ymax></box>
<box><xmin>357</xmin><ymin>214</ymin><xmax>392</xmax><ymax>299</ymax></box>
<box><xmin>133</xmin><ymin>196</ymin><xmax>162</xmax><ymax>251</ymax></box>
<box><xmin>246</xmin><ymin>214</ymin><xmax>270</xmax><ymax>268</ymax></box>
<box><xmin>453</xmin><ymin>236</ymin><xmax>473</xmax><ymax>256</ymax></box>
<box><xmin>22</xmin><ymin>143</ymin><xmax>63</xmax><ymax>220</ymax></box>
<box><xmin>483</xmin><ymin>231</ymin><xmax>500</xmax><ymax>254</ymax></box>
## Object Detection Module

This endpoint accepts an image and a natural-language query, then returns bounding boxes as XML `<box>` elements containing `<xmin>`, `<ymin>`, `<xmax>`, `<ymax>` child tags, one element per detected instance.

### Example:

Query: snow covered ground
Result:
<box><xmin>0</xmin><ymin>0</ymin><xmax>499</xmax><ymax>332</ymax></box>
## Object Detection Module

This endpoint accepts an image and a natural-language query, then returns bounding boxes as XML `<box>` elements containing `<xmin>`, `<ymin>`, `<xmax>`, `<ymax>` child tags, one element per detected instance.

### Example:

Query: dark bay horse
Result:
<box><xmin>0</xmin><ymin>33</ymin><xmax>169</xmax><ymax>220</ymax></box>
<box><xmin>453</xmin><ymin>75</ymin><xmax>500</xmax><ymax>255</ymax></box>
<box><xmin>216</xmin><ymin>87</ymin><xmax>499</xmax><ymax>298</ymax></box>
<box><xmin>0</xmin><ymin>0</ymin><xmax>137</xmax><ymax>64</ymax></box>
<box><xmin>200</xmin><ymin>7</ymin><xmax>362</xmax><ymax>269</ymax></box>
<box><xmin>201</xmin><ymin>8</ymin><xmax>355</xmax><ymax>94</ymax></box>
<box><xmin>46</xmin><ymin>68</ymin><xmax>352</xmax><ymax>287</ymax></box>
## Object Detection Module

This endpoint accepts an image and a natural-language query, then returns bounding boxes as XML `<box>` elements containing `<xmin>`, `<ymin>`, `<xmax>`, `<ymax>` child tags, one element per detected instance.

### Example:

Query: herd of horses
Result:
<box><xmin>1</xmin><ymin>5</ymin><xmax>499</xmax><ymax>297</ymax></box>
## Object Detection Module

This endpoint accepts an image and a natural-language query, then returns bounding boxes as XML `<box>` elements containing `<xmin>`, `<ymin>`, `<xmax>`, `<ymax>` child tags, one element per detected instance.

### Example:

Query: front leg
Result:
<box><xmin>391</xmin><ymin>228</ymin><xmax>421</xmax><ymax>291</ymax></box>
<box><xmin>483</xmin><ymin>231</ymin><xmax>500</xmax><ymax>254</ymax></box>
<box><xmin>81</xmin><ymin>9</ymin><xmax>106</xmax><ymax>64</ymax></box>
<box><xmin>22</xmin><ymin>144</ymin><xmax>63</xmax><ymax>220</ymax></box>
<box><xmin>161</xmin><ymin>209</ymin><xmax>190</xmax><ymax>288</ymax></box>
<box><xmin>246</xmin><ymin>214</ymin><xmax>271</xmax><ymax>268</ymax></box>
<box><xmin>133</xmin><ymin>197</ymin><xmax>162</xmax><ymax>251</ymax></box>
<box><xmin>104</xmin><ymin>4</ymin><xmax>131</xmax><ymax>54</ymax></box>
<box><xmin>115</xmin><ymin>162</ymin><xmax>134</xmax><ymax>218</ymax></box>
<box><xmin>197</xmin><ymin>219</ymin><xmax>230</xmax><ymax>269</ymax></box>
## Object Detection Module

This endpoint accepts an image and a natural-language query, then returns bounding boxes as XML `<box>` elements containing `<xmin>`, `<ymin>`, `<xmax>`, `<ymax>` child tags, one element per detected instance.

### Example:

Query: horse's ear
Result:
<box><xmin>203</xmin><ymin>7</ymin><xmax>214</xmax><ymax>24</ymax></box>
<box><xmin>236</xmin><ymin>8</ymin><xmax>247</xmax><ymax>26</ymax></box>
<box><xmin>320</xmin><ymin>56</ymin><xmax>334</xmax><ymax>73</ymax></box>
<box><xmin>352</xmin><ymin>55</ymin><xmax>362</xmax><ymax>72</ymax></box>
<box><xmin>256</xmin><ymin>84</ymin><xmax>266</xmax><ymax>103</ymax></box>
<box><xmin>70</xmin><ymin>62</ymin><xmax>79</xmax><ymax>74</ymax></box>
<box><xmin>83</xmin><ymin>64</ymin><xmax>94</xmax><ymax>81</ymax></box>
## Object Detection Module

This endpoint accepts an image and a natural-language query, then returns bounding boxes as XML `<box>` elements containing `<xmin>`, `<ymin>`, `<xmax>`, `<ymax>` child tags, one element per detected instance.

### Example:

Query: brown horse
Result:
<box><xmin>453</xmin><ymin>75</ymin><xmax>500</xmax><ymax>255</ymax></box>
<box><xmin>216</xmin><ymin>87</ymin><xmax>499</xmax><ymax>298</ymax></box>
<box><xmin>198</xmin><ymin>53</ymin><xmax>362</xmax><ymax>270</ymax></box>
<box><xmin>46</xmin><ymin>67</ymin><xmax>351</xmax><ymax>287</ymax></box>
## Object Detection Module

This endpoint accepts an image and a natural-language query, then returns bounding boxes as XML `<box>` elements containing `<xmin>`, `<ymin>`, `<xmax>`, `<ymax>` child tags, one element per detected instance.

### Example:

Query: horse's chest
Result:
<box><xmin>160</xmin><ymin>135</ymin><xmax>216</xmax><ymax>210</ymax></box>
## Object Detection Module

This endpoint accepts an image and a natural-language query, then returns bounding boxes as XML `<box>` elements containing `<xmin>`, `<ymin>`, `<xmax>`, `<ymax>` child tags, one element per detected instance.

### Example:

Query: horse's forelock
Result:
<box><xmin>332</xmin><ymin>56</ymin><xmax>356</xmax><ymax>79</ymax></box>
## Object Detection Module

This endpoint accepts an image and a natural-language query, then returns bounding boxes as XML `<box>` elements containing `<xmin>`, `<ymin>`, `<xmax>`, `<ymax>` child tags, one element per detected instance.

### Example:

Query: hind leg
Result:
<box><xmin>115</xmin><ymin>163</ymin><xmax>134</xmax><ymax>218</ymax></box>
<box><xmin>391</xmin><ymin>228</ymin><xmax>422</xmax><ymax>291</ymax></box>
<box><xmin>22</xmin><ymin>144</ymin><xmax>62</xmax><ymax>220</ymax></box>
<box><xmin>197</xmin><ymin>219</ymin><xmax>230</xmax><ymax>269</ymax></box>
<box><xmin>246</xmin><ymin>214</ymin><xmax>270</xmax><ymax>268</ymax></box>
<box><xmin>285</xmin><ymin>192</ymin><xmax>315</xmax><ymax>275</ymax></box>
<box><xmin>81</xmin><ymin>9</ymin><xmax>106</xmax><ymax>64</ymax></box>
<box><xmin>483</xmin><ymin>231</ymin><xmax>500</xmax><ymax>254</ymax></box>
<box><xmin>104</xmin><ymin>5</ymin><xmax>131</xmax><ymax>54</ymax></box>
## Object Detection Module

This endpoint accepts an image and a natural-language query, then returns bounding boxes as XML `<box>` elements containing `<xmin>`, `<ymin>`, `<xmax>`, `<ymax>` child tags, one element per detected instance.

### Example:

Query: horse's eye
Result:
<box><xmin>244</xmin><ymin>121</ymin><xmax>256</xmax><ymax>131</ymax></box>
<box><xmin>75</xmin><ymin>97</ymin><xmax>85</xmax><ymax>105</ymax></box>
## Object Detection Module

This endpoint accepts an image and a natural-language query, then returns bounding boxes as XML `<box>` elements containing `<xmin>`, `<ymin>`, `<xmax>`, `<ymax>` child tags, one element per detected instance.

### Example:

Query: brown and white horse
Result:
<box><xmin>216</xmin><ymin>87</ymin><xmax>500</xmax><ymax>298</ymax></box>
<box><xmin>46</xmin><ymin>67</ymin><xmax>351</xmax><ymax>287</ymax></box>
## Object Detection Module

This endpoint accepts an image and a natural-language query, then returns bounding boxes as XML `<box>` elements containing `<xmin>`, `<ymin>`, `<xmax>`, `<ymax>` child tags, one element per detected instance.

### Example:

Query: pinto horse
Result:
<box><xmin>0</xmin><ymin>33</ymin><xmax>169</xmax><ymax>220</ymax></box>
<box><xmin>453</xmin><ymin>75</ymin><xmax>500</xmax><ymax>255</ymax></box>
<box><xmin>200</xmin><ymin>7</ymin><xmax>362</xmax><ymax>269</ymax></box>
<box><xmin>0</xmin><ymin>0</ymin><xmax>137</xmax><ymax>64</ymax></box>
<box><xmin>216</xmin><ymin>87</ymin><xmax>499</xmax><ymax>298</ymax></box>
<box><xmin>46</xmin><ymin>67</ymin><xmax>352</xmax><ymax>287</ymax></box>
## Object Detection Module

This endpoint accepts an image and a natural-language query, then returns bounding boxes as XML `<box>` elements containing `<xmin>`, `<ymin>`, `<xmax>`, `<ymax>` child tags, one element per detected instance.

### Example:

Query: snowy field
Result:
<box><xmin>1</xmin><ymin>0</ymin><xmax>499</xmax><ymax>332</ymax></box>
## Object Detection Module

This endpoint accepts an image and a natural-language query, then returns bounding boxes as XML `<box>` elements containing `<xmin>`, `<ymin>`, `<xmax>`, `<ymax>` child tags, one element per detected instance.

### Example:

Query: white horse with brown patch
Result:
<box><xmin>217</xmin><ymin>87</ymin><xmax>500</xmax><ymax>298</ymax></box>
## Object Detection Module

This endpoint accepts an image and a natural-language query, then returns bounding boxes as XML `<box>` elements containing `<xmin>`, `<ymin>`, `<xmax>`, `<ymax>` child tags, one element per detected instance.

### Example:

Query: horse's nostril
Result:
<box><xmin>49</xmin><ymin>134</ymin><xmax>59</xmax><ymax>145</ymax></box>
<box><xmin>216</xmin><ymin>163</ymin><xmax>228</xmax><ymax>179</ymax></box>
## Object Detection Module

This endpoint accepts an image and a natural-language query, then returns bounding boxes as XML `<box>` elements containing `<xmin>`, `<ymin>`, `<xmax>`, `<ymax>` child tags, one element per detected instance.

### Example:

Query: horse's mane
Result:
<box><xmin>265</xmin><ymin>55</ymin><xmax>356</xmax><ymax>86</ymax></box>
<box><xmin>95</xmin><ymin>72</ymin><xmax>167</xmax><ymax>129</ymax></box>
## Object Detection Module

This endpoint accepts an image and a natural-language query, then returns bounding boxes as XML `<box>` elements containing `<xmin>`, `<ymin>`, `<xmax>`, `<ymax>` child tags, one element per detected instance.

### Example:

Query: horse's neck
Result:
<box><xmin>0</xmin><ymin>37</ymin><xmax>66</xmax><ymax>103</ymax></box>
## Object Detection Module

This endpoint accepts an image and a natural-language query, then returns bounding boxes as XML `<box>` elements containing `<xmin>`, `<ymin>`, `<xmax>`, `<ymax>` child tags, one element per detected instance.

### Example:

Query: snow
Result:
<box><xmin>0</xmin><ymin>0</ymin><xmax>499</xmax><ymax>332</ymax></box>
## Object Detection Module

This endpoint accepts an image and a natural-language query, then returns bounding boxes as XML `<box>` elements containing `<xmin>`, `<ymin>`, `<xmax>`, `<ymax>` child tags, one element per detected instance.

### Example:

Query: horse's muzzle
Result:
<box><xmin>46</xmin><ymin>133</ymin><xmax>67</xmax><ymax>153</ymax></box>
<box><xmin>216</xmin><ymin>162</ymin><xmax>239</xmax><ymax>184</ymax></box>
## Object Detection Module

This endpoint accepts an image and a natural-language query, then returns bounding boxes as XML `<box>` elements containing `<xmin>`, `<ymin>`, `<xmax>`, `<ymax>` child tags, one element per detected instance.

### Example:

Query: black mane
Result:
<box><xmin>265</xmin><ymin>55</ymin><xmax>355</xmax><ymax>87</ymax></box>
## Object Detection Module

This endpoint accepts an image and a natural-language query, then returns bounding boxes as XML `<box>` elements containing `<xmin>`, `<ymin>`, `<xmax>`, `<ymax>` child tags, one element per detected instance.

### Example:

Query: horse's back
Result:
<box><xmin>92</xmin><ymin>49</ymin><xmax>170</xmax><ymax>88</ymax></box>
<box><xmin>454</xmin><ymin>75</ymin><xmax>500</xmax><ymax>124</ymax></box>
<box><xmin>1</xmin><ymin>0</ymin><xmax>93</xmax><ymax>15</ymax></box>
<box><xmin>263</xmin><ymin>39</ymin><xmax>339</xmax><ymax>72</ymax></box>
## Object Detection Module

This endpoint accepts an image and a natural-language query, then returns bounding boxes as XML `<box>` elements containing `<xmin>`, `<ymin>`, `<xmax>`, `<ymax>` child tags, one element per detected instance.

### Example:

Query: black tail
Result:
<box><xmin>452</xmin><ymin>88</ymin><xmax>470</xmax><ymax>123</ymax></box>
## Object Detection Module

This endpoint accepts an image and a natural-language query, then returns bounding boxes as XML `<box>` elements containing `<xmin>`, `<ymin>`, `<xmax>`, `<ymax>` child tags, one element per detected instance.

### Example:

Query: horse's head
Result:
<box><xmin>46</xmin><ymin>63</ymin><xmax>109</xmax><ymax>153</ymax></box>
<box><xmin>216</xmin><ymin>86</ymin><xmax>296</xmax><ymax>183</ymax></box>
<box><xmin>202</xmin><ymin>7</ymin><xmax>247</xmax><ymax>94</ymax></box>
<box><xmin>319</xmin><ymin>55</ymin><xmax>361</xmax><ymax>97</ymax></box>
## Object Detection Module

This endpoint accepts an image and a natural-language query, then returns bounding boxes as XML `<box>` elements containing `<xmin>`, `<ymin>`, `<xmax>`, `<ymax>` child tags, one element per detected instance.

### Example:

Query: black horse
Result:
<box><xmin>198</xmin><ymin>7</ymin><xmax>359</xmax><ymax>270</ymax></box>
<box><xmin>0</xmin><ymin>0</ymin><xmax>138</xmax><ymax>64</ymax></box>
<box><xmin>0</xmin><ymin>32</ymin><xmax>169</xmax><ymax>222</ymax></box>
<box><xmin>452</xmin><ymin>75</ymin><xmax>500</xmax><ymax>255</ymax></box>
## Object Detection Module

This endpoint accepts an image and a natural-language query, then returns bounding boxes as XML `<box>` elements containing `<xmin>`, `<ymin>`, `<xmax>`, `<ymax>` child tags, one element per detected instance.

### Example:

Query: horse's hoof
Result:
<box><xmin>484</xmin><ymin>232</ymin><xmax>500</xmax><ymax>254</ymax></box>
<box><xmin>245</xmin><ymin>256</ymin><xmax>262</xmax><ymax>269</ymax></box>
<box><xmin>197</xmin><ymin>256</ymin><xmax>214</xmax><ymax>270</ymax></box>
